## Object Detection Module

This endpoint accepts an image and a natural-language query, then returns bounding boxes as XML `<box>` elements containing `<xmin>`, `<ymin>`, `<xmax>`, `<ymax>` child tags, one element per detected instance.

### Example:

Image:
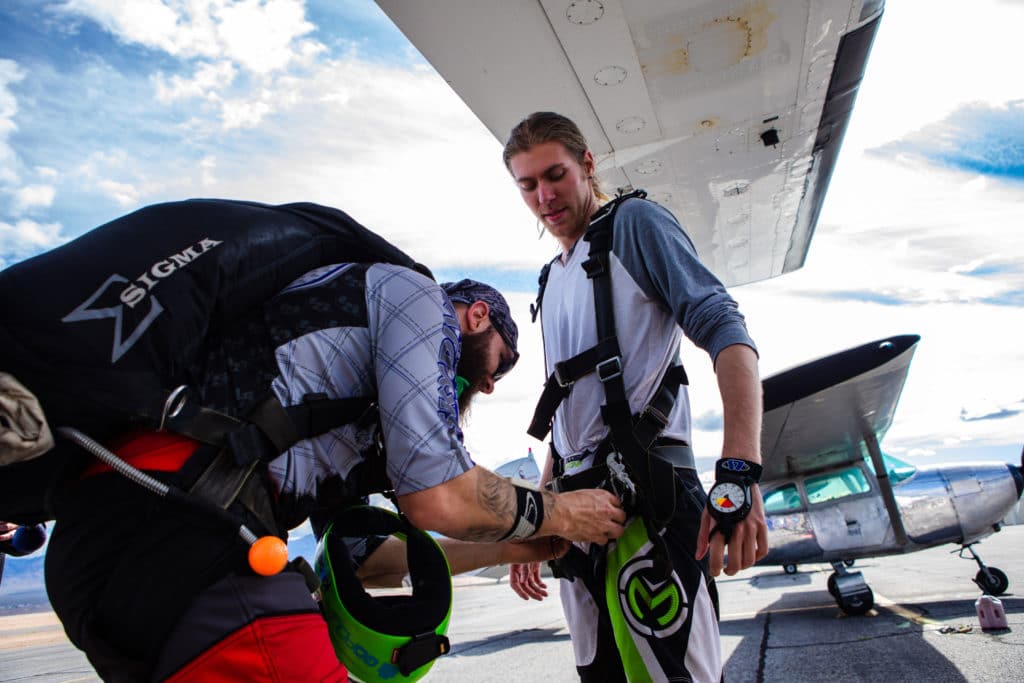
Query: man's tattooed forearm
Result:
<box><xmin>457</xmin><ymin>470</ymin><xmax>517</xmax><ymax>542</ymax></box>
<box><xmin>477</xmin><ymin>468</ymin><xmax>515</xmax><ymax>518</ymax></box>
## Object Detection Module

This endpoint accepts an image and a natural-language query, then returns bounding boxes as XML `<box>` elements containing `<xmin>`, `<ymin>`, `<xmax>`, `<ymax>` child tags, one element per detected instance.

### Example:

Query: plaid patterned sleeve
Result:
<box><xmin>365</xmin><ymin>264</ymin><xmax>476</xmax><ymax>495</ymax></box>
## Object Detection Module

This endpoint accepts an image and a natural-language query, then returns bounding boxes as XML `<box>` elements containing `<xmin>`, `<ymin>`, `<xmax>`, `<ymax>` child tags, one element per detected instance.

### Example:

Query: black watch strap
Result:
<box><xmin>714</xmin><ymin>457</ymin><xmax>762</xmax><ymax>484</ymax></box>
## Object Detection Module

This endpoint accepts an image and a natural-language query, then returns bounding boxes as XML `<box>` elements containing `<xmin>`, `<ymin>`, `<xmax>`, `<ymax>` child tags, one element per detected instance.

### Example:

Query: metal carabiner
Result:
<box><xmin>605</xmin><ymin>450</ymin><xmax>637</xmax><ymax>507</ymax></box>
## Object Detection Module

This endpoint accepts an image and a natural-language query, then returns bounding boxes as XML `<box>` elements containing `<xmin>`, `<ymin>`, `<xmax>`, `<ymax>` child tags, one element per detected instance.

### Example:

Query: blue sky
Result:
<box><xmin>1</xmin><ymin>0</ymin><xmax>1022</xmax><ymax>472</ymax></box>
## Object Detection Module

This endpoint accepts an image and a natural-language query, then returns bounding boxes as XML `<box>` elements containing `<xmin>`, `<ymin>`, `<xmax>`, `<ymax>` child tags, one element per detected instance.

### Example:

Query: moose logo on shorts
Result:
<box><xmin>617</xmin><ymin>556</ymin><xmax>687</xmax><ymax>638</ymax></box>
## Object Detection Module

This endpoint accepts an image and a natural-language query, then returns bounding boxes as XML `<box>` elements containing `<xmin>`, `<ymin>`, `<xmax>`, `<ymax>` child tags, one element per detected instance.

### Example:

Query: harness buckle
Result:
<box><xmin>553</xmin><ymin>362</ymin><xmax>574</xmax><ymax>388</ymax></box>
<box><xmin>638</xmin><ymin>403</ymin><xmax>669</xmax><ymax>430</ymax></box>
<box><xmin>596</xmin><ymin>356</ymin><xmax>623</xmax><ymax>383</ymax></box>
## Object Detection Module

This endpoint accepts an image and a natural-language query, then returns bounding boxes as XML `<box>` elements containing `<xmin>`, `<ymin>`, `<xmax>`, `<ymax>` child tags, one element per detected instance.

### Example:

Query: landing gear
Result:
<box><xmin>827</xmin><ymin>560</ymin><xmax>874</xmax><ymax>615</ymax></box>
<box><xmin>976</xmin><ymin>568</ymin><xmax>1009</xmax><ymax>595</ymax></box>
<box><xmin>783</xmin><ymin>564</ymin><xmax>798</xmax><ymax>575</ymax></box>
<box><xmin>958</xmin><ymin>543</ymin><xmax>1010</xmax><ymax>596</ymax></box>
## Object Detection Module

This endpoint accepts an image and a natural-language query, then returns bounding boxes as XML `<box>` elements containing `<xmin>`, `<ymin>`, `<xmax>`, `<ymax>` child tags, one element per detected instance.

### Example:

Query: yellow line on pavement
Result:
<box><xmin>721</xmin><ymin>601</ymin><xmax>838</xmax><ymax>621</ymax></box>
<box><xmin>872</xmin><ymin>591</ymin><xmax>938</xmax><ymax>625</ymax></box>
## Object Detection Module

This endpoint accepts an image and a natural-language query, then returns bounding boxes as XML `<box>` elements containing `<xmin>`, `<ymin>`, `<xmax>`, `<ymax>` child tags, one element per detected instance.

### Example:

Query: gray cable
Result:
<box><xmin>57</xmin><ymin>426</ymin><xmax>170</xmax><ymax>497</ymax></box>
<box><xmin>56</xmin><ymin>426</ymin><xmax>259</xmax><ymax>546</ymax></box>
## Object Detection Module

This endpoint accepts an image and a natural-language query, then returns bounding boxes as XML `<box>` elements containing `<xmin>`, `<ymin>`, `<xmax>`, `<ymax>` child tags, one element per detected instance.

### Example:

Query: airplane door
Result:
<box><xmin>804</xmin><ymin>464</ymin><xmax>892</xmax><ymax>553</ymax></box>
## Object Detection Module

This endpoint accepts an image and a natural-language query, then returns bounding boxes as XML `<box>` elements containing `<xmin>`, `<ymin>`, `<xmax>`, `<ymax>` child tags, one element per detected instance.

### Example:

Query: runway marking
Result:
<box><xmin>872</xmin><ymin>591</ymin><xmax>938</xmax><ymax>625</ymax></box>
<box><xmin>721</xmin><ymin>590</ymin><xmax>943</xmax><ymax>624</ymax></box>
<box><xmin>722</xmin><ymin>601</ymin><xmax>837</xmax><ymax>621</ymax></box>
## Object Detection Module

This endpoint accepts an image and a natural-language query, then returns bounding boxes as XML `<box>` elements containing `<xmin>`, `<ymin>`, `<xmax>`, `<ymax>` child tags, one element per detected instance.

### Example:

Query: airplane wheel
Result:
<box><xmin>839</xmin><ymin>589</ymin><xmax>874</xmax><ymax>616</ymax></box>
<box><xmin>827</xmin><ymin>573</ymin><xmax>838</xmax><ymax>597</ymax></box>
<box><xmin>843</xmin><ymin>559</ymin><xmax>855</xmax><ymax>567</ymax></box>
<box><xmin>784</xmin><ymin>564</ymin><xmax>798</xmax><ymax>575</ymax></box>
<box><xmin>976</xmin><ymin>567</ymin><xmax>1009</xmax><ymax>596</ymax></box>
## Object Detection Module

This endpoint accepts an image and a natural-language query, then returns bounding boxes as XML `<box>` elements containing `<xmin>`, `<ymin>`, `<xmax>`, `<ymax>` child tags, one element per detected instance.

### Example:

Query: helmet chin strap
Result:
<box><xmin>455</xmin><ymin>375</ymin><xmax>469</xmax><ymax>398</ymax></box>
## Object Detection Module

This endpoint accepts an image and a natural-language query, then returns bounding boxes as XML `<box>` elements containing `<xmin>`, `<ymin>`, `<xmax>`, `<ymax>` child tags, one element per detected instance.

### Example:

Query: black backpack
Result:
<box><xmin>0</xmin><ymin>198</ymin><xmax>428</xmax><ymax>524</ymax></box>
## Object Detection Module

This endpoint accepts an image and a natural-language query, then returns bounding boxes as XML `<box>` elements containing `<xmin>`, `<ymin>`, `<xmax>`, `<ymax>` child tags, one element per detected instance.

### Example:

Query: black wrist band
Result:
<box><xmin>499</xmin><ymin>482</ymin><xmax>545</xmax><ymax>541</ymax></box>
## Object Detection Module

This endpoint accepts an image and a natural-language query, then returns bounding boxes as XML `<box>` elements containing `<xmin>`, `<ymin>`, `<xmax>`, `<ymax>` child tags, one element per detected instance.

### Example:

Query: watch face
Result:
<box><xmin>710</xmin><ymin>482</ymin><xmax>746</xmax><ymax>515</ymax></box>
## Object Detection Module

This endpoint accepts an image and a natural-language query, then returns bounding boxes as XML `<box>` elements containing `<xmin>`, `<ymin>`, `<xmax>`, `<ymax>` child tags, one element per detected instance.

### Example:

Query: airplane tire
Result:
<box><xmin>976</xmin><ymin>567</ymin><xmax>1009</xmax><ymax>596</ymax></box>
<box><xmin>827</xmin><ymin>573</ymin><xmax>838</xmax><ymax>597</ymax></box>
<box><xmin>838</xmin><ymin>589</ymin><xmax>874</xmax><ymax>616</ymax></box>
<box><xmin>784</xmin><ymin>564</ymin><xmax>798</xmax><ymax>575</ymax></box>
<box><xmin>843</xmin><ymin>559</ymin><xmax>855</xmax><ymax>567</ymax></box>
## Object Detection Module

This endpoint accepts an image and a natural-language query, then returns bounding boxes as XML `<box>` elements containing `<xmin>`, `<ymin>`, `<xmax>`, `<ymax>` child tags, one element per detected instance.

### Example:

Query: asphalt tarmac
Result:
<box><xmin>1</xmin><ymin>525</ymin><xmax>1021</xmax><ymax>682</ymax></box>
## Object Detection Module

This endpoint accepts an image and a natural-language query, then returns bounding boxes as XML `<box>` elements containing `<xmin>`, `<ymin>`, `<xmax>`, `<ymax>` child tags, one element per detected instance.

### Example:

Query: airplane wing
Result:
<box><xmin>760</xmin><ymin>334</ymin><xmax>919</xmax><ymax>481</ymax></box>
<box><xmin>375</xmin><ymin>0</ymin><xmax>884</xmax><ymax>286</ymax></box>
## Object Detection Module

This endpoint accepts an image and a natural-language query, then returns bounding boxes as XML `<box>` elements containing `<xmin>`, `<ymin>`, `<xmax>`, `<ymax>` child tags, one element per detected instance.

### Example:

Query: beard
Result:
<box><xmin>456</xmin><ymin>327</ymin><xmax>496</xmax><ymax>420</ymax></box>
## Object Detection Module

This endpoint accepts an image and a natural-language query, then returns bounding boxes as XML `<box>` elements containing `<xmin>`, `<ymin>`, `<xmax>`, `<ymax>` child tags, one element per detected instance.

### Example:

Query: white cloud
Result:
<box><xmin>98</xmin><ymin>179</ymin><xmax>140</xmax><ymax>207</ymax></box>
<box><xmin>61</xmin><ymin>0</ymin><xmax>187</xmax><ymax>54</ymax></box>
<box><xmin>0</xmin><ymin>218</ymin><xmax>67</xmax><ymax>267</ymax></box>
<box><xmin>155</xmin><ymin>60</ymin><xmax>237</xmax><ymax>102</ymax></box>
<box><xmin>216</xmin><ymin>0</ymin><xmax>322</xmax><ymax>74</ymax></box>
<box><xmin>1</xmin><ymin>61</ymin><xmax>62</xmax><ymax>223</ymax></box>
<box><xmin>200</xmin><ymin>155</ymin><xmax>217</xmax><ymax>186</ymax></box>
<box><xmin>60</xmin><ymin>0</ymin><xmax>322</xmax><ymax>75</ymax></box>
<box><xmin>72</xmin><ymin>149</ymin><xmax>148</xmax><ymax>205</ymax></box>
<box><xmin>0</xmin><ymin>58</ymin><xmax>25</xmax><ymax>187</ymax></box>
<box><xmin>12</xmin><ymin>185</ymin><xmax>57</xmax><ymax>213</ymax></box>
<box><xmin>220</xmin><ymin>96</ymin><xmax>272</xmax><ymax>129</ymax></box>
<box><xmin>76</xmin><ymin>149</ymin><xmax>131</xmax><ymax>179</ymax></box>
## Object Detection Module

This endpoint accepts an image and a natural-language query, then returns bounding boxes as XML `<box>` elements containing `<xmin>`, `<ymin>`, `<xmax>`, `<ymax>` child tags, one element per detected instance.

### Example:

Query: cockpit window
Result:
<box><xmin>805</xmin><ymin>466</ymin><xmax>871</xmax><ymax>505</ymax></box>
<box><xmin>762</xmin><ymin>483</ymin><xmax>803</xmax><ymax>513</ymax></box>
<box><xmin>864</xmin><ymin>452</ymin><xmax>918</xmax><ymax>485</ymax></box>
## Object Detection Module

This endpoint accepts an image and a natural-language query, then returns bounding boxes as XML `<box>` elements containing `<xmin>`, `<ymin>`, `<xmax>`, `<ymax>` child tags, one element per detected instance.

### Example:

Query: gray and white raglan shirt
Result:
<box><xmin>261</xmin><ymin>262</ymin><xmax>474</xmax><ymax>526</ymax></box>
<box><xmin>541</xmin><ymin>198</ymin><xmax>757</xmax><ymax>473</ymax></box>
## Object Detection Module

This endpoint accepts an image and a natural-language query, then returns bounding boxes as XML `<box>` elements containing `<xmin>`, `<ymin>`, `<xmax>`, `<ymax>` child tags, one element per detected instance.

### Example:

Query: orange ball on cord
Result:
<box><xmin>248</xmin><ymin>535</ymin><xmax>289</xmax><ymax>576</ymax></box>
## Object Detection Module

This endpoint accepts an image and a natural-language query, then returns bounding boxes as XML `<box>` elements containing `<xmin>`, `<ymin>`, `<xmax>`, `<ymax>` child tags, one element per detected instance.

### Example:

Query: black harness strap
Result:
<box><xmin>633</xmin><ymin>365</ymin><xmax>688</xmax><ymax>451</ymax></box>
<box><xmin>528</xmin><ymin>337</ymin><xmax>621</xmax><ymax>440</ymax></box>
<box><xmin>167</xmin><ymin>393</ymin><xmax>377</xmax><ymax>464</ymax></box>
<box><xmin>530</xmin><ymin>259</ymin><xmax>556</xmax><ymax>324</ymax></box>
<box><xmin>584</xmin><ymin>210</ymin><xmax>674</xmax><ymax>530</ymax></box>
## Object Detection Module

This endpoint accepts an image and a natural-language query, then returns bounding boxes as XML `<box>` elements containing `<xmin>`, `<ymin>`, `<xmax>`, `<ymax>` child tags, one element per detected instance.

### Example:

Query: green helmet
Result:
<box><xmin>315</xmin><ymin>505</ymin><xmax>453</xmax><ymax>682</ymax></box>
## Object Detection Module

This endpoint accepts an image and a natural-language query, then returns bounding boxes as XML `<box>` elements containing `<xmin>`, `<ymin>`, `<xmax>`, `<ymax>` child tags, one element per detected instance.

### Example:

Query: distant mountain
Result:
<box><xmin>0</xmin><ymin>552</ymin><xmax>49</xmax><ymax>613</ymax></box>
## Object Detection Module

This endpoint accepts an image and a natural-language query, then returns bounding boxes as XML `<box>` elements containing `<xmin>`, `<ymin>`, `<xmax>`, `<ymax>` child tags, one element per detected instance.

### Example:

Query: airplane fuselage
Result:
<box><xmin>760</xmin><ymin>460</ymin><xmax>1023</xmax><ymax>567</ymax></box>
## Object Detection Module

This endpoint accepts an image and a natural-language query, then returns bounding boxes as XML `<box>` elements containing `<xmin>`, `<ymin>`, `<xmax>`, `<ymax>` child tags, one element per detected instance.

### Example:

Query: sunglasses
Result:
<box><xmin>492</xmin><ymin>349</ymin><xmax>520</xmax><ymax>382</ymax></box>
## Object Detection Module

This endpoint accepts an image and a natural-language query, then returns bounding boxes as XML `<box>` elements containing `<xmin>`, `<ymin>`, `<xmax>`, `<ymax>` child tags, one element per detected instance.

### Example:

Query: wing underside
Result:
<box><xmin>760</xmin><ymin>334</ymin><xmax>920</xmax><ymax>481</ymax></box>
<box><xmin>376</xmin><ymin>0</ymin><xmax>884</xmax><ymax>286</ymax></box>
